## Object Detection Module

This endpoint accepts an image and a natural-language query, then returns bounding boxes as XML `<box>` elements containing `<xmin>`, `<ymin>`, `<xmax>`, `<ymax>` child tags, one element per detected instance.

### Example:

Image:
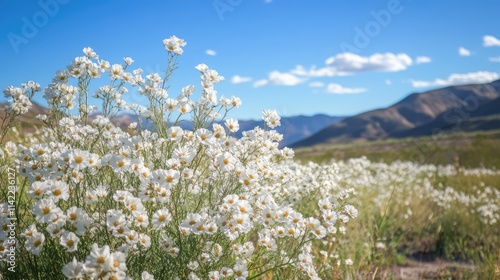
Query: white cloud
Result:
<box><xmin>483</xmin><ymin>35</ymin><xmax>500</xmax><ymax>47</ymax></box>
<box><xmin>489</xmin><ymin>56</ymin><xmax>500</xmax><ymax>62</ymax></box>
<box><xmin>253</xmin><ymin>79</ymin><xmax>269</xmax><ymax>88</ymax></box>
<box><xmin>268</xmin><ymin>71</ymin><xmax>305</xmax><ymax>86</ymax></box>
<box><xmin>291</xmin><ymin>52</ymin><xmax>413</xmax><ymax>78</ymax></box>
<box><xmin>458</xmin><ymin>47</ymin><xmax>471</xmax><ymax>56</ymax></box>
<box><xmin>254</xmin><ymin>71</ymin><xmax>306</xmax><ymax>87</ymax></box>
<box><xmin>411</xmin><ymin>71</ymin><xmax>499</xmax><ymax>88</ymax></box>
<box><xmin>290</xmin><ymin>65</ymin><xmax>339</xmax><ymax>77</ymax></box>
<box><xmin>385</xmin><ymin>79</ymin><xmax>392</xmax><ymax>85</ymax></box>
<box><xmin>326</xmin><ymin>83</ymin><xmax>366</xmax><ymax>94</ymax></box>
<box><xmin>231</xmin><ymin>75</ymin><xmax>252</xmax><ymax>84</ymax></box>
<box><xmin>326</xmin><ymin>52</ymin><xmax>412</xmax><ymax>73</ymax></box>
<box><xmin>416</xmin><ymin>56</ymin><xmax>431</xmax><ymax>64</ymax></box>
<box><xmin>255</xmin><ymin>52</ymin><xmax>414</xmax><ymax>88</ymax></box>
<box><xmin>309</xmin><ymin>81</ymin><xmax>324</xmax><ymax>88</ymax></box>
<box><xmin>205</xmin><ymin>49</ymin><xmax>217</xmax><ymax>56</ymax></box>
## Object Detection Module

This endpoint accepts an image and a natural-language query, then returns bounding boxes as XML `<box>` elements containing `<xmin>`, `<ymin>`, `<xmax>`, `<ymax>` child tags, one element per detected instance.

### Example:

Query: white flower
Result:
<box><xmin>28</xmin><ymin>181</ymin><xmax>48</xmax><ymax>200</ymax></box>
<box><xmin>215</xmin><ymin>152</ymin><xmax>237</xmax><ymax>171</ymax></box>
<box><xmin>83</xmin><ymin>47</ymin><xmax>98</xmax><ymax>59</ymax></box>
<box><xmin>4</xmin><ymin>141</ymin><xmax>18</xmax><ymax>156</ymax></box>
<box><xmin>47</xmin><ymin>220</ymin><xmax>66</xmax><ymax>237</ymax></box>
<box><xmin>220</xmin><ymin>267</ymin><xmax>233</xmax><ymax>278</ymax></box>
<box><xmin>142</xmin><ymin>271</ymin><xmax>155</xmax><ymax>280</ymax></box>
<box><xmin>195</xmin><ymin>63</ymin><xmax>209</xmax><ymax>73</ymax></box>
<box><xmin>262</xmin><ymin>109</ymin><xmax>281</xmax><ymax>128</ymax></box>
<box><xmin>25</xmin><ymin>232</ymin><xmax>45</xmax><ymax>255</ymax></box>
<box><xmin>188</xmin><ymin>261</ymin><xmax>199</xmax><ymax>271</ymax></box>
<box><xmin>139</xmin><ymin>233</ymin><xmax>151</xmax><ymax>248</ymax></box>
<box><xmin>208</xmin><ymin>271</ymin><xmax>220</xmax><ymax>280</ymax></box>
<box><xmin>62</xmin><ymin>257</ymin><xmax>84</xmax><ymax>279</ymax></box>
<box><xmin>179</xmin><ymin>101</ymin><xmax>192</xmax><ymax>114</ymax></box>
<box><xmin>32</xmin><ymin>198</ymin><xmax>58</xmax><ymax>223</ymax></box>
<box><xmin>163</xmin><ymin>35</ymin><xmax>186</xmax><ymax>55</ymax></box>
<box><xmin>338</xmin><ymin>214</ymin><xmax>350</xmax><ymax>223</ymax></box>
<box><xmin>152</xmin><ymin>208</ymin><xmax>172</xmax><ymax>229</ymax></box>
<box><xmin>21</xmin><ymin>224</ymin><xmax>38</xmax><ymax>239</ymax></box>
<box><xmin>60</xmin><ymin>232</ymin><xmax>80</xmax><ymax>252</ymax></box>
<box><xmin>233</xmin><ymin>263</ymin><xmax>248</xmax><ymax>280</ymax></box>
<box><xmin>48</xmin><ymin>181</ymin><xmax>70</xmax><ymax>202</ymax></box>
<box><xmin>225</xmin><ymin>118</ymin><xmax>239</xmax><ymax>133</ymax></box>
<box><xmin>109</xmin><ymin>64</ymin><xmax>124</xmax><ymax>80</ymax></box>
<box><xmin>66</xmin><ymin>149</ymin><xmax>91</xmax><ymax>171</ymax></box>
<box><xmin>98</xmin><ymin>59</ymin><xmax>110</xmax><ymax>72</ymax></box>
<box><xmin>124</xmin><ymin>57</ymin><xmax>134</xmax><ymax>65</ymax></box>
<box><xmin>84</xmin><ymin>243</ymin><xmax>112</xmax><ymax>272</ymax></box>
<box><xmin>344</xmin><ymin>205</ymin><xmax>358</xmax><ymax>218</ymax></box>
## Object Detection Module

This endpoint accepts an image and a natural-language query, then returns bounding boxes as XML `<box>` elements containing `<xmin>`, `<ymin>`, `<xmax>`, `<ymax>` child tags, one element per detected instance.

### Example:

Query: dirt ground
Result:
<box><xmin>392</xmin><ymin>259</ymin><xmax>481</xmax><ymax>280</ymax></box>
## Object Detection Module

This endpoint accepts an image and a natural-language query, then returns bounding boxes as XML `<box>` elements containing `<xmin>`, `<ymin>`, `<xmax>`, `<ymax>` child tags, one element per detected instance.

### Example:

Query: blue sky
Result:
<box><xmin>1</xmin><ymin>0</ymin><xmax>500</xmax><ymax>120</ymax></box>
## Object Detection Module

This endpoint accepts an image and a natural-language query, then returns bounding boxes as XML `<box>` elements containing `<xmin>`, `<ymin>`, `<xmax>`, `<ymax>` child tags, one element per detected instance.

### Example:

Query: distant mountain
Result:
<box><xmin>292</xmin><ymin>80</ymin><xmax>500</xmax><ymax>148</ymax></box>
<box><xmin>393</xmin><ymin>96</ymin><xmax>500</xmax><ymax>138</ymax></box>
<box><xmin>3</xmin><ymin>102</ymin><xmax>344</xmax><ymax>147</ymax></box>
<box><xmin>112</xmin><ymin>113</ymin><xmax>345</xmax><ymax>147</ymax></box>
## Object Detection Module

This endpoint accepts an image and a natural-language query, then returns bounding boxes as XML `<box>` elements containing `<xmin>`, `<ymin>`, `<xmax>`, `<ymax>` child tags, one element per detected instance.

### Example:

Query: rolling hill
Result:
<box><xmin>292</xmin><ymin>80</ymin><xmax>500</xmax><ymax>148</ymax></box>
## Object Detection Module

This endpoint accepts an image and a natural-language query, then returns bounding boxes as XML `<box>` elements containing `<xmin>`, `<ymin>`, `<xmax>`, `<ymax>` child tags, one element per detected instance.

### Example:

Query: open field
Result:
<box><xmin>293</xmin><ymin>131</ymin><xmax>500</xmax><ymax>279</ymax></box>
<box><xmin>294</xmin><ymin>130</ymin><xmax>500</xmax><ymax>169</ymax></box>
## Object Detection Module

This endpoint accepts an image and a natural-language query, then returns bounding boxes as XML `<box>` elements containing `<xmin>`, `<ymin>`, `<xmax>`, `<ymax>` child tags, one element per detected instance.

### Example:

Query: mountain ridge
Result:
<box><xmin>292</xmin><ymin>80</ymin><xmax>500</xmax><ymax>148</ymax></box>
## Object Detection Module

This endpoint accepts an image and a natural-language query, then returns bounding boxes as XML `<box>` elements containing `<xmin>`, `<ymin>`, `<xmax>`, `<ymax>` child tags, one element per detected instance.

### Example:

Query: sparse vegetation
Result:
<box><xmin>295</xmin><ymin>130</ymin><xmax>500</xmax><ymax>169</ymax></box>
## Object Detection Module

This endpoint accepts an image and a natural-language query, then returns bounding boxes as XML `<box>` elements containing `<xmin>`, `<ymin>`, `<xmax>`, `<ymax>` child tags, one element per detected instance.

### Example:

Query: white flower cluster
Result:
<box><xmin>0</xmin><ymin>37</ymin><xmax>357</xmax><ymax>279</ymax></box>
<box><xmin>331</xmin><ymin>157</ymin><xmax>500</xmax><ymax>227</ymax></box>
<box><xmin>3</xmin><ymin>81</ymin><xmax>40</xmax><ymax>114</ymax></box>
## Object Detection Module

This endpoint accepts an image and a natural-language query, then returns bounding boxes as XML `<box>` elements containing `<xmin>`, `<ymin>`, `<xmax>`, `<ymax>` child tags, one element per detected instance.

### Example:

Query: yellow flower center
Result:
<box><xmin>74</xmin><ymin>156</ymin><xmax>83</xmax><ymax>164</ymax></box>
<box><xmin>33</xmin><ymin>240</ymin><xmax>42</xmax><ymax>247</ymax></box>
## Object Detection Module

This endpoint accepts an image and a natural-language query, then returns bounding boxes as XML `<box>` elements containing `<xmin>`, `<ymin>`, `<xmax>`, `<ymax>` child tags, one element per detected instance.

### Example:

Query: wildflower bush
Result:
<box><xmin>328</xmin><ymin>158</ymin><xmax>500</xmax><ymax>278</ymax></box>
<box><xmin>2</xmin><ymin>36</ymin><xmax>500</xmax><ymax>280</ymax></box>
<box><xmin>0</xmin><ymin>36</ymin><xmax>358</xmax><ymax>279</ymax></box>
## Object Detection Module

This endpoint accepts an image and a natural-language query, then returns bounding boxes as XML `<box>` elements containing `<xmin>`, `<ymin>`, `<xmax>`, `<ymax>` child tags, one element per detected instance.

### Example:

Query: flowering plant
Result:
<box><xmin>1</xmin><ymin>36</ymin><xmax>357</xmax><ymax>279</ymax></box>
